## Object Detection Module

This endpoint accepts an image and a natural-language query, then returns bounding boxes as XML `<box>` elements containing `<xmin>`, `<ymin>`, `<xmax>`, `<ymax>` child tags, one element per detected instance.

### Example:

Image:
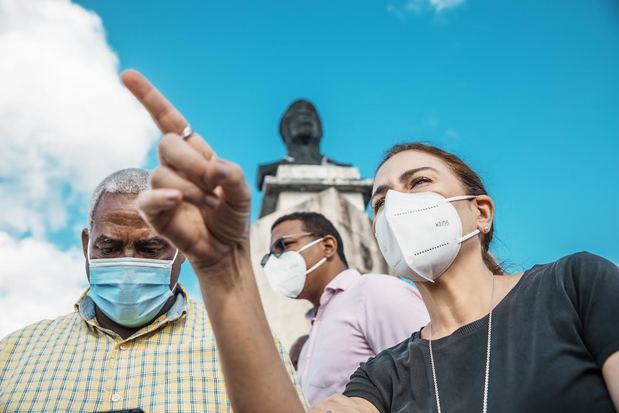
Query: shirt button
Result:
<box><xmin>119</xmin><ymin>344</ymin><xmax>128</xmax><ymax>350</ymax></box>
<box><xmin>111</xmin><ymin>393</ymin><xmax>121</xmax><ymax>402</ymax></box>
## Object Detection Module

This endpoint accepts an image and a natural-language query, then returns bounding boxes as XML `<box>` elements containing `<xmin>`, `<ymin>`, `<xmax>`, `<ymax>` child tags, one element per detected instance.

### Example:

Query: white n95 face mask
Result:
<box><xmin>374</xmin><ymin>190</ymin><xmax>480</xmax><ymax>282</ymax></box>
<box><xmin>262</xmin><ymin>237</ymin><xmax>326</xmax><ymax>298</ymax></box>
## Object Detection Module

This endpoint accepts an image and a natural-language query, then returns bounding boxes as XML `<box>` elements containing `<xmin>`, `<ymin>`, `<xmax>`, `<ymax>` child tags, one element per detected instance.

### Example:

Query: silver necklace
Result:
<box><xmin>428</xmin><ymin>277</ymin><xmax>494</xmax><ymax>413</ymax></box>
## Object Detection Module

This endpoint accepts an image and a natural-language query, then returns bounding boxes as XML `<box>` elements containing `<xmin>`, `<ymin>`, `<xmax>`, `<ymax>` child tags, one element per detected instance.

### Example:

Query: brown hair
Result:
<box><xmin>379</xmin><ymin>142</ymin><xmax>504</xmax><ymax>275</ymax></box>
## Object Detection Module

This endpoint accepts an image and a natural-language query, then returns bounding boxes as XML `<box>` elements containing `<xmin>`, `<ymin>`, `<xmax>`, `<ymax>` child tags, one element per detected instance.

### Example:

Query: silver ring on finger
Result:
<box><xmin>180</xmin><ymin>125</ymin><xmax>194</xmax><ymax>141</ymax></box>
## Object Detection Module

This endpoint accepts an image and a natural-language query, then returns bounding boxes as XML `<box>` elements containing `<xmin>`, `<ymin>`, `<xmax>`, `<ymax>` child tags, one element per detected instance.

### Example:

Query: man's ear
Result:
<box><xmin>474</xmin><ymin>195</ymin><xmax>495</xmax><ymax>234</ymax></box>
<box><xmin>81</xmin><ymin>228</ymin><xmax>89</xmax><ymax>259</ymax></box>
<box><xmin>322</xmin><ymin>235</ymin><xmax>338</xmax><ymax>259</ymax></box>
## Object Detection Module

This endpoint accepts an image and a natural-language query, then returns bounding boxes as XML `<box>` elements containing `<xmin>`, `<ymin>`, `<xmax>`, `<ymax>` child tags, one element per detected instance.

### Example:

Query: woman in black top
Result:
<box><xmin>312</xmin><ymin>143</ymin><xmax>619</xmax><ymax>413</ymax></box>
<box><xmin>127</xmin><ymin>78</ymin><xmax>619</xmax><ymax>413</ymax></box>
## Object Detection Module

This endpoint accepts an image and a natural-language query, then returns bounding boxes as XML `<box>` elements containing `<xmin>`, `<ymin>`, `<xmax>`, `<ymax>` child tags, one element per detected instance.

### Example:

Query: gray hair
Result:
<box><xmin>88</xmin><ymin>168</ymin><xmax>151</xmax><ymax>230</ymax></box>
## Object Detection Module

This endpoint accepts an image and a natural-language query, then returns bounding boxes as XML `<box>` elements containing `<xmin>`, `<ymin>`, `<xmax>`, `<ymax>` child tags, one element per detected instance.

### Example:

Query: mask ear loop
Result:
<box><xmin>457</xmin><ymin>229</ymin><xmax>480</xmax><ymax>244</ymax></box>
<box><xmin>447</xmin><ymin>195</ymin><xmax>482</xmax><ymax>244</ymax></box>
<box><xmin>297</xmin><ymin>237</ymin><xmax>324</xmax><ymax>253</ymax></box>
<box><xmin>446</xmin><ymin>194</ymin><xmax>477</xmax><ymax>202</ymax></box>
<box><xmin>297</xmin><ymin>237</ymin><xmax>328</xmax><ymax>275</ymax></box>
<box><xmin>306</xmin><ymin>257</ymin><xmax>327</xmax><ymax>275</ymax></box>
<box><xmin>168</xmin><ymin>249</ymin><xmax>180</xmax><ymax>263</ymax></box>
<box><xmin>87</xmin><ymin>234</ymin><xmax>93</xmax><ymax>265</ymax></box>
<box><xmin>169</xmin><ymin>249</ymin><xmax>180</xmax><ymax>293</ymax></box>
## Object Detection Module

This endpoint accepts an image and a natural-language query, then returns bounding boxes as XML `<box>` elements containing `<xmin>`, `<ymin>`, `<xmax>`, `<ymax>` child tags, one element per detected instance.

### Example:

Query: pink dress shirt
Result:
<box><xmin>297</xmin><ymin>269</ymin><xmax>429</xmax><ymax>405</ymax></box>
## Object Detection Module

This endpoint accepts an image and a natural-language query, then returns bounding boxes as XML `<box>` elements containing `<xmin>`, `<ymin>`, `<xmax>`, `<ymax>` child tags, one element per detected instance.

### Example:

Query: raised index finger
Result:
<box><xmin>121</xmin><ymin>69</ymin><xmax>188</xmax><ymax>134</ymax></box>
<box><xmin>121</xmin><ymin>69</ymin><xmax>215</xmax><ymax>160</ymax></box>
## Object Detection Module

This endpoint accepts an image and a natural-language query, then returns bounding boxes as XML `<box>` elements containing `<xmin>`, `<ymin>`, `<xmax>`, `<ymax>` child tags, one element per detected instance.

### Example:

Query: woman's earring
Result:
<box><xmin>483</xmin><ymin>226</ymin><xmax>490</xmax><ymax>233</ymax></box>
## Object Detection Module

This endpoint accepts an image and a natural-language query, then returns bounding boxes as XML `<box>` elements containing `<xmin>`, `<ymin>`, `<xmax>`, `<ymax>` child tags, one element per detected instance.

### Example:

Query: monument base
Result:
<box><xmin>259</xmin><ymin>164</ymin><xmax>373</xmax><ymax>217</ymax></box>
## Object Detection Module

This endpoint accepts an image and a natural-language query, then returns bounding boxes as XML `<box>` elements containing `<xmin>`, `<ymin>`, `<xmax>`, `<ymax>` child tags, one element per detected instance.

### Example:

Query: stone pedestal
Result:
<box><xmin>250</xmin><ymin>164</ymin><xmax>388</xmax><ymax>349</ymax></box>
<box><xmin>259</xmin><ymin>164</ymin><xmax>373</xmax><ymax>217</ymax></box>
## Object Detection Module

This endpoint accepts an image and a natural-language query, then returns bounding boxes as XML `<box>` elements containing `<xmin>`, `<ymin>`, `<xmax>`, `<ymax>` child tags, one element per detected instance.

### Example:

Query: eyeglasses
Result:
<box><xmin>260</xmin><ymin>232</ymin><xmax>318</xmax><ymax>267</ymax></box>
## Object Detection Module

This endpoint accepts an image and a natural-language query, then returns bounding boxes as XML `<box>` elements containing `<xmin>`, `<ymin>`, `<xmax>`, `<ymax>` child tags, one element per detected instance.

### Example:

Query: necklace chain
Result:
<box><xmin>428</xmin><ymin>277</ymin><xmax>494</xmax><ymax>413</ymax></box>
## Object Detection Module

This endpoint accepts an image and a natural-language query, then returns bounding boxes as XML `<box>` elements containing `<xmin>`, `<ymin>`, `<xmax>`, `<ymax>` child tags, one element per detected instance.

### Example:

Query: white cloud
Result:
<box><xmin>0</xmin><ymin>0</ymin><xmax>158</xmax><ymax>238</ymax></box>
<box><xmin>387</xmin><ymin>0</ymin><xmax>465</xmax><ymax>18</ymax></box>
<box><xmin>0</xmin><ymin>232</ymin><xmax>88</xmax><ymax>338</ymax></box>
<box><xmin>0</xmin><ymin>0</ymin><xmax>158</xmax><ymax>337</ymax></box>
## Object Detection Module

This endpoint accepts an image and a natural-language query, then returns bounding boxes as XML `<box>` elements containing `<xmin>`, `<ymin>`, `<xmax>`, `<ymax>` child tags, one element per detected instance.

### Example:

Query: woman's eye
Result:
<box><xmin>409</xmin><ymin>176</ymin><xmax>432</xmax><ymax>189</ymax></box>
<box><xmin>373</xmin><ymin>198</ymin><xmax>385</xmax><ymax>213</ymax></box>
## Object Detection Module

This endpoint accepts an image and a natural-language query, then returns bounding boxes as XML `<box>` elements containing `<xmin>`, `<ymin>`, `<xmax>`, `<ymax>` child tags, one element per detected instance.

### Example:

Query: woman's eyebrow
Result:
<box><xmin>371</xmin><ymin>184</ymin><xmax>390</xmax><ymax>202</ymax></box>
<box><xmin>398</xmin><ymin>166</ymin><xmax>439</xmax><ymax>184</ymax></box>
<box><xmin>371</xmin><ymin>166</ymin><xmax>439</xmax><ymax>201</ymax></box>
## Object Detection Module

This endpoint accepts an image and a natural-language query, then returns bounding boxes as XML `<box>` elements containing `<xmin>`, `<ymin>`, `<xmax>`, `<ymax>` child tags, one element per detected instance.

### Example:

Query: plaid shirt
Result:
<box><xmin>0</xmin><ymin>286</ymin><xmax>304</xmax><ymax>412</ymax></box>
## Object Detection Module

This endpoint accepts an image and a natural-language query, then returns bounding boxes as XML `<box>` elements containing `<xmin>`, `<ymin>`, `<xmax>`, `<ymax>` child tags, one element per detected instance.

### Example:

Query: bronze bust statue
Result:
<box><xmin>257</xmin><ymin>99</ymin><xmax>349</xmax><ymax>189</ymax></box>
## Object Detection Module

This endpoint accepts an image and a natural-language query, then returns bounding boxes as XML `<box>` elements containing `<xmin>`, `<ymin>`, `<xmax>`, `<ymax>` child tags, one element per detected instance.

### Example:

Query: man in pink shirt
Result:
<box><xmin>261</xmin><ymin>212</ymin><xmax>429</xmax><ymax>406</ymax></box>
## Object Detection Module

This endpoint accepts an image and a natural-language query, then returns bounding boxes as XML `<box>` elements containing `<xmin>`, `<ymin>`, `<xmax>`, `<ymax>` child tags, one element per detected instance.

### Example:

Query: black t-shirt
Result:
<box><xmin>344</xmin><ymin>252</ymin><xmax>619</xmax><ymax>413</ymax></box>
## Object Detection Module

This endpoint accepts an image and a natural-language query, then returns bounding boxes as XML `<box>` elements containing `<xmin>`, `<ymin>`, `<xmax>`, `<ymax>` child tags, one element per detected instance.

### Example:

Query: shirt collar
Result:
<box><xmin>324</xmin><ymin>268</ymin><xmax>362</xmax><ymax>293</ymax></box>
<box><xmin>305</xmin><ymin>269</ymin><xmax>362</xmax><ymax>320</ymax></box>
<box><xmin>75</xmin><ymin>284</ymin><xmax>189</xmax><ymax>341</ymax></box>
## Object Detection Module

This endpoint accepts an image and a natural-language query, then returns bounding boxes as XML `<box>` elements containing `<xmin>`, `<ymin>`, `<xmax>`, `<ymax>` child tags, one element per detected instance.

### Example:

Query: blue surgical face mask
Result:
<box><xmin>87</xmin><ymin>242</ymin><xmax>179</xmax><ymax>328</ymax></box>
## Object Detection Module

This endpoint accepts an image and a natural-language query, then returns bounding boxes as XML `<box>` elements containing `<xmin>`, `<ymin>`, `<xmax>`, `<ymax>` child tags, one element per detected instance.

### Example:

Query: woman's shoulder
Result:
<box><xmin>344</xmin><ymin>332</ymin><xmax>421</xmax><ymax>409</ymax></box>
<box><xmin>362</xmin><ymin>330</ymin><xmax>423</xmax><ymax>369</ymax></box>
<box><xmin>521</xmin><ymin>252</ymin><xmax>617</xmax><ymax>296</ymax></box>
<box><xmin>553</xmin><ymin>251</ymin><xmax>614</xmax><ymax>268</ymax></box>
<box><xmin>527</xmin><ymin>252</ymin><xmax>615</xmax><ymax>278</ymax></box>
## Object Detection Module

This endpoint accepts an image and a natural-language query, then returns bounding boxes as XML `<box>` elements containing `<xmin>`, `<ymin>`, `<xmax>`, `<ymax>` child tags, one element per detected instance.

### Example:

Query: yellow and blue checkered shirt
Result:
<box><xmin>0</xmin><ymin>286</ymin><xmax>304</xmax><ymax>412</ymax></box>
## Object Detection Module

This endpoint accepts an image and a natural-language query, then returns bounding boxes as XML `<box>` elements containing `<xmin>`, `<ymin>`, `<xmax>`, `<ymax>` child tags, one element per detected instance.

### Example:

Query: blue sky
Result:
<box><xmin>46</xmin><ymin>0</ymin><xmax>619</xmax><ymax>295</ymax></box>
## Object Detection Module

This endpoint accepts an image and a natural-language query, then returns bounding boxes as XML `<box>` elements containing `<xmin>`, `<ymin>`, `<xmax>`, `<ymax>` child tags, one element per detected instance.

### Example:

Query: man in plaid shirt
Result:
<box><xmin>0</xmin><ymin>168</ymin><xmax>302</xmax><ymax>412</ymax></box>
